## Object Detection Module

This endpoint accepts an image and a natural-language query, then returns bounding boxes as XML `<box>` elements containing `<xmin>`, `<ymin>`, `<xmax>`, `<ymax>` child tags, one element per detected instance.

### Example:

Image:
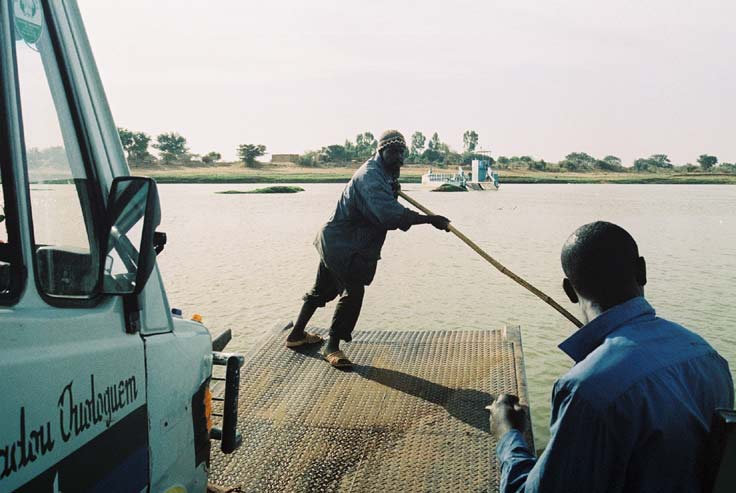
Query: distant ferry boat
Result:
<box><xmin>421</xmin><ymin>158</ymin><xmax>500</xmax><ymax>191</ymax></box>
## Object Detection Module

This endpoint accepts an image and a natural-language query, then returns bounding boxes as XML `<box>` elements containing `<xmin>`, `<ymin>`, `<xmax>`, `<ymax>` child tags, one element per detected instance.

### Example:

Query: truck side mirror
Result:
<box><xmin>102</xmin><ymin>176</ymin><xmax>161</xmax><ymax>295</ymax></box>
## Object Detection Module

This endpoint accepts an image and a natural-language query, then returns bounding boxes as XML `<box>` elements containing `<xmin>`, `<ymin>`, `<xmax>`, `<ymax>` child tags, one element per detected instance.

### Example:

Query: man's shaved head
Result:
<box><xmin>561</xmin><ymin>221</ymin><xmax>644</xmax><ymax>307</ymax></box>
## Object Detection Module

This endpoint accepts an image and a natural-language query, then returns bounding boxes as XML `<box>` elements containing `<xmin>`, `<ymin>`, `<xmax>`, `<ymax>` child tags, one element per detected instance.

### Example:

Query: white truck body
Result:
<box><xmin>0</xmin><ymin>2</ymin><xmax>240</xmax><ymax>492</ymax></box>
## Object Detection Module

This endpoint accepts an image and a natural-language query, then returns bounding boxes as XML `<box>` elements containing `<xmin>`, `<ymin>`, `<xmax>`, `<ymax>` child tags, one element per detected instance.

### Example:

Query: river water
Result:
<box><xmin>156</xmin><ymin>183</ymin><xmax>736</xmax><ymax>447</ymax></box>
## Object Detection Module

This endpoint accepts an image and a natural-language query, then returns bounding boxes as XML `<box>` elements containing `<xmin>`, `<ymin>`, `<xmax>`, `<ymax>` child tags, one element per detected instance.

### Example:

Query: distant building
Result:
<box><xmin>271</xmin><ymin>154</ymin><xmax>300</xmax><ymax>165</ymax></box>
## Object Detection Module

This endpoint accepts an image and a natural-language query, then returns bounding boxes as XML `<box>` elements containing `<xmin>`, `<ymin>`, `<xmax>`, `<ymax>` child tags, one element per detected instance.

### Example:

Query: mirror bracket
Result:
<box><xmin>154</xmin><ymin>231</ymin><xmax>167</xmax><ymax>255</ymax></box>
<box><xmin>123</xmin><ymin>293</ymin><xmax>141</xmax><ymax>334</ymax></box>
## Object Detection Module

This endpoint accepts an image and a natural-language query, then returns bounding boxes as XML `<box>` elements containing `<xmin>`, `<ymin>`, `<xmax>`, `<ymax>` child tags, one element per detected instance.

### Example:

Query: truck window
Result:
<box><xmin>0</xmin><ymin>173</ymin><xmax>14</xmax><ymax>297</ymax></box>
<box><xmin>13</xmin><ymin>1</ymin><xmax>101</xmax><ymax>299</ymax></box>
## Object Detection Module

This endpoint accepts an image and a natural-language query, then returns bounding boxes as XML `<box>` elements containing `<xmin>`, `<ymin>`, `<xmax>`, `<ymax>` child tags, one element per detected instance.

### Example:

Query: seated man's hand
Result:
<box><xmin>429</xmin><ymin>215</ymin><xmax>451</xmax><ymax>232</ymax></box>
<box><xmin>487</xmin><ymin>393</ymin><xmax>526</xmax><ymax>439</ymax></box>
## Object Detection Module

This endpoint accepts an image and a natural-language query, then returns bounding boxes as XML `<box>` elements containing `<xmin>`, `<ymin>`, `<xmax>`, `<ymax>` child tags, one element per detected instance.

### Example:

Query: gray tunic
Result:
<box><xmin>314</xmin><ymin>153</ymin><xmax>419</xmax><ymax>286</ymax></box>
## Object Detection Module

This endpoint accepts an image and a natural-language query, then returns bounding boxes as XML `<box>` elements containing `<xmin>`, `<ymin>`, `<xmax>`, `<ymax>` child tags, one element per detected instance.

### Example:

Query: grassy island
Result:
<box><xmin>215</xmin><ymin>186</ymin><xmax>305</xmax><ymax>194</ymax></box>
<box><xmin>432</xmin><ymin>183</ymin><xmax>467</xmax><ymax>192</ymax></box>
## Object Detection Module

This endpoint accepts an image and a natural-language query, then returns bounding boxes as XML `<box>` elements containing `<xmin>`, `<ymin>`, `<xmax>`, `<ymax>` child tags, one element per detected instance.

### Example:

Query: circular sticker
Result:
<box><xmin>14</xmin><ymin>0</ymin><xmax>44</xmax><ymax>45</ymax></box>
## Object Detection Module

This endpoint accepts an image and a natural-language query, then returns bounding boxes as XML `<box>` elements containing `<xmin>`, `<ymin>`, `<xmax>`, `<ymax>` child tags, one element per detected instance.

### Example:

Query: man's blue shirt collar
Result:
<box><xmin>558</xmin><ymin>296</ymin><xmax>655</xmax><ymax>363</ymax></box>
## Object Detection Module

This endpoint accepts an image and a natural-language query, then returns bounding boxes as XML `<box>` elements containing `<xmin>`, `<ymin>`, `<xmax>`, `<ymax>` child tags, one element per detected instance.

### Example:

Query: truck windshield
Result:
<box><xmin>12</xmin><ymin>1</ymin><xmax>101</xmax><ymax>298</ymax></box>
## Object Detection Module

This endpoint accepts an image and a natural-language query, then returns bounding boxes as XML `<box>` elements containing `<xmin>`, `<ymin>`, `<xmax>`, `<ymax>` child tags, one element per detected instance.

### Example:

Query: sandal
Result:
<box><xmin>285</xmin><ymin>332</ymin><xmax>324</xmax><ymax>348</ymax></box>
<box><xmin>323</xmin><ymin>350</ymin><xmax>352</xmax><ymax>368</ymax></box>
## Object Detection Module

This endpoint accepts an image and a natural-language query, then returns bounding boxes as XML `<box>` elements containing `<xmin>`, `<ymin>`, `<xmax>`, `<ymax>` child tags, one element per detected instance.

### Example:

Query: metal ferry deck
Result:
<box><xmin>210</xmin><ymin>326</ymin><xmax>533</xmax><ymax>492</ymax></box>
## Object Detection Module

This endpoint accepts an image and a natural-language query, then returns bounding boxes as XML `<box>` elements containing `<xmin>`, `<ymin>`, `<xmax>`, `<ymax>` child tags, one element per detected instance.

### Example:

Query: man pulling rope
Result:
<box><xmin>286</xmin><ymin>129</ymin><xmax>450</xmax><ymax>368</ymax></box>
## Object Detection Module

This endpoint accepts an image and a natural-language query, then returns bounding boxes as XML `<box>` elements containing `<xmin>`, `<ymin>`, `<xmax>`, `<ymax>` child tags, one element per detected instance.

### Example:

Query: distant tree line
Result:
<box><xmin>26</xmin><ymin>146</ymin><xmax>67</xmax><ymax>169</ymax></box>
<box><xmin>493</xmin><ymin>152</ymin><xmax>735</xmax><ymax>173</ymax></box>
<box><xmin>297</xmin><ymin>130</ymin><xmax>487</xmax><ymax>167</ymax></box>
<box><xmin>297</xmin><ymin>130</ymin><xmax>735</xmax><ymax>173</ymax></box>
<box><xmin>493</xmin><ymin>153</ymin><xmax>625</xmax><ymax>172</ymax></box>
<box><xmin>117</xmin><ymin>127</ymin><xmax>269</xmax><ymax>168</ymax></box>
<box><xmin>116</xmin><ymin>127</ymin><xmax>735</xmax><ymax>173</ymax></box>
<box><xmin>117</xmin><ymin>128</ymin><xmax>223</xmax><ymax>166</ymax></box>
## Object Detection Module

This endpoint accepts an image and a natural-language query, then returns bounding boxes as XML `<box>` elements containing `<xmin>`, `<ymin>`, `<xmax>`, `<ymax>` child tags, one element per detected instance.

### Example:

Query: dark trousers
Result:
<box><xmin>302</xmin><ymin>261</ymin><xmax>365</xmax><ymax>342</ymax></box>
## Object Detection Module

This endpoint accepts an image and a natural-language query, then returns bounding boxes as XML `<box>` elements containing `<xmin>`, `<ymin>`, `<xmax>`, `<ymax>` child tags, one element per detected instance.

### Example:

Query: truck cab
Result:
<box><xmin>0</xmin><ymin>1</ymin><xmax>241</xmax><ymax>491</ymax></box>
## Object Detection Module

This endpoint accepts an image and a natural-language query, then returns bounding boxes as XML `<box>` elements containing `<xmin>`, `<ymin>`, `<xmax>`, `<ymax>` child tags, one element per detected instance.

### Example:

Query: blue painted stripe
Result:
<box><xmin>89</xmin><ymin>445</ymin><xmax>148</xmax><ymax>493</ymax></box>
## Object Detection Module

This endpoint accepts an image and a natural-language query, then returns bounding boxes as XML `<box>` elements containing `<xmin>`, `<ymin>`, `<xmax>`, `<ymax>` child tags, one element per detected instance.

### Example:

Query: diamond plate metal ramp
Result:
<box><xmin>210</xmin><ymin>326</ymin><xmax>533</xmax><ymax>493</ymax></box>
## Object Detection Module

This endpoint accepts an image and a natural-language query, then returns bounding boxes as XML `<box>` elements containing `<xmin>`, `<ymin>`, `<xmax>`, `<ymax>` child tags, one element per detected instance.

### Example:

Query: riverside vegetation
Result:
<box><xmin>75</xmin><ymin>128</ymin><xmax>734</xmax><ymax>184</ymax></box>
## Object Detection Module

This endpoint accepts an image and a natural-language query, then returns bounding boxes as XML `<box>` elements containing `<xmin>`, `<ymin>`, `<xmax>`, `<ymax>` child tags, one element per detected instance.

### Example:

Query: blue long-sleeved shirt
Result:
<box><xmin>497</xmin><ymin>297</ymin><xmax>734</xmax><ymax>492</ymax></box>
<box><xmin>314</xmin><ymin>153</ymin><xmax>418</xmax><ymax>286</ymax></box>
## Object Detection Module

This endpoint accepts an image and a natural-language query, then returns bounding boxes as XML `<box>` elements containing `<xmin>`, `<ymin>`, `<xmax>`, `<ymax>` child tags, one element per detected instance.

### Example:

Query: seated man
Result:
<box><xmin>488</xmin><ymin>221</ymin><xmax>734</xmax><ymax>492</ymax></box>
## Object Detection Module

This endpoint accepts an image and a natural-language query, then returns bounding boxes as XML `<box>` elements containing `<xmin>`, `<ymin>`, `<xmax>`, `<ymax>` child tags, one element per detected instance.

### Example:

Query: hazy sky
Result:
<box><xmin>77</xmin><ymin>0</ymin><xmax>735</xmax><ymax>165</ymax></box>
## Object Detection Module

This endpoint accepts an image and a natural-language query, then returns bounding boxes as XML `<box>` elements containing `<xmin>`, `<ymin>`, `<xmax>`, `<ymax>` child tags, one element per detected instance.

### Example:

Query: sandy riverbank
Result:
<box><xmin>136</xmin><ymin>162</ymin><xmax>736</xmax><ymax>184</ymax></box>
